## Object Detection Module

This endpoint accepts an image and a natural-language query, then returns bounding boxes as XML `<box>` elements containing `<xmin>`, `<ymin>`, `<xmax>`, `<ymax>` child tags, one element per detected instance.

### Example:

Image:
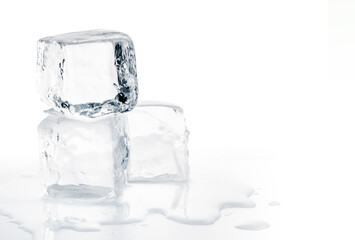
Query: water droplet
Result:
<box><xmin>235</xmin><ymin>220</ymin><xmax>270</xmax><ymax>231</ymax></box>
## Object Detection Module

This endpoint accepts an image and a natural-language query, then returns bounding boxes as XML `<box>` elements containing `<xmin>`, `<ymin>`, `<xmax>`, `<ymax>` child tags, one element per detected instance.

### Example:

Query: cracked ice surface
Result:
<box><xmin>37</xmin><ymin>30</ymin><xmax>138</xmax><ymax>118</ymax></box>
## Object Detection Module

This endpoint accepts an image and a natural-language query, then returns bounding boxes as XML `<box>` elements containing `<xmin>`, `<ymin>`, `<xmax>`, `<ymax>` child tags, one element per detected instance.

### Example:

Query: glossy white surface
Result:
<box><xmin>2</xmin><ymin>0</ymin><xmax>353</xmax><ymax>239</ymax></box>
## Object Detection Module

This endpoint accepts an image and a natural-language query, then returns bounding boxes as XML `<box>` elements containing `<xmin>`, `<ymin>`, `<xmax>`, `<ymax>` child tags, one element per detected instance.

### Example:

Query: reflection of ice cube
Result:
<box><xmin>42</xmin><ymin>182</ymin><xmax>187</xmax><ymax>240</ymax></box>
<box><xmin>44</xmin><ymin>198</ymin><xmax>128</xmax><ymax>232</ymax></box>
<box><xmin>43</xmin><ymin>198</ymin><xmax>127</xmax><ymax>240</ymax></box>
<box><xmin>37</xmin><ymin>30</ymin><xmax>138</xmax><ymax>118</ymax></box>
<box><xmin>127</xmin><ymin>102</ymin><xmax>189</xmax><ymax>182</ymax></box>
<box><xmin>43</xmin><ymin>227</ymin><xmax>123</xmax><ymax>240</ymax></box>
<box><xmin>38</xmin><ymin>113</ymin><xmax>129</xmax><ymax>199</ymax></box>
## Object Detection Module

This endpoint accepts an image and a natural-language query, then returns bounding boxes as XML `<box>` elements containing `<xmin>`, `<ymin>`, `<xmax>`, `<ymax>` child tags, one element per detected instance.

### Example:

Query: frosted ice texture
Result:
<box><xmin>37</xmin><ymin>30</ymin><xmax>138</xmax><ymax>118</ymax></box>
<box><xmin>38</xmin><ymin>113</ymin><xmax>129</xmax><ymax>199</ymax></box>
<box><xmin>127</xmin><ymin>102</ymin><xmax>189</xmax><ymax>182</ymax></box>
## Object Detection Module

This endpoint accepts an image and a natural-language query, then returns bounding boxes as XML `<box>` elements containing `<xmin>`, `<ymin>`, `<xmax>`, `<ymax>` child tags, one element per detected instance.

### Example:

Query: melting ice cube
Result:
<box><xmin>127</xmin><ymin>101</ymin><xmax>189</xmax><ymax>182</ymax></box>
<box><xmin>38</xmin><ymin>113</ymin><xmax>129</xmax><ymax>199</ymax></box>
<box><xmin>38</xmin><ymin>101</ymin><xmax>189</xmax><ymax>197</ymax></box>
<box><xmin>37</xmin><ymin>30</ymin><xmax>138</xmax><ymax>118</ymax></box>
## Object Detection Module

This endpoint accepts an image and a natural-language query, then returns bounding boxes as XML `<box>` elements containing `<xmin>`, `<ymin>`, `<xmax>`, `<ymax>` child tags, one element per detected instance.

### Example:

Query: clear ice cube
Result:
<box><xmin>38</xmin><ymin>113</ymin><xmax>129</xmax><ymax>199</ymax></box>
<box><xmin>37</xmin><ymin>30</ymin><xmax>138</xmax><ymax>118</ymax></box>
<box><xmin>127</xmin><ymin>101</ymin><xmax>189</xmax><ymax>182</ymax></box>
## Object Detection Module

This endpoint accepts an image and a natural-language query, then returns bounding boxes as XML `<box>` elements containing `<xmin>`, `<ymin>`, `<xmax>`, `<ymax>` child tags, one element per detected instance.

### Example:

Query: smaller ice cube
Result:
<box><xmin>127</xmin><ymin>102</ymin><xmax>189</xmax><ymax>182</ymax></box>
<box><xmin>37</xmin><ymin>30</ymin><xmax>138</xmax><ymax>118</ymax></box>
<box><xmin>38</xmin><ymin>113</ymin><xmax>129</xmax><ymax>199</ymax></box>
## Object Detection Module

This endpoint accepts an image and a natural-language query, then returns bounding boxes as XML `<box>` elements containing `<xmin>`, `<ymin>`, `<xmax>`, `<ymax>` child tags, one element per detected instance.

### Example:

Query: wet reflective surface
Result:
<box><xmin>0</xmin><ymin>148</ymin><xmax>279</xmax><ymax>240</ymax></box>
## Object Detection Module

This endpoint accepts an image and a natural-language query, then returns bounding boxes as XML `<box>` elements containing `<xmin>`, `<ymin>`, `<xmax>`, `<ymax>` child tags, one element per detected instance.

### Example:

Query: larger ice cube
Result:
<box><xmin>37</xmin><ymin>30</ymin><xmax>138</xmax><ymax>118</ymax></box>
<box><xmin>38</xmin><ymin>113</ymin><xmax>129</xmax><ymax>199</ymax></box>
<box><xmin>127</xmin><ymin>102</ymin><xmax>189</xmax><ymax>182</ymax></box>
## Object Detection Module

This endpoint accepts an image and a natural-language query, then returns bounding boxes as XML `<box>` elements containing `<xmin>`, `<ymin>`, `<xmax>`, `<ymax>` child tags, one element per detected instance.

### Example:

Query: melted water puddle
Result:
<box><xmin>0</xmin><ymin>155</ymin><xmax>278</xmax><ymax>239</ymax></box>
<box><xmin>235</xmin><ymin>220</ymin><xmax>270</xmax><ymax>231</ymax></box>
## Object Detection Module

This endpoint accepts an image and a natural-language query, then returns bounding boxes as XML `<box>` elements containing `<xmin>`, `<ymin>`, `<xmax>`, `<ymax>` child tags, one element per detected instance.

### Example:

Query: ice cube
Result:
<box><xmin>38</xmin><ymin>113</ymin><xmax>129</xmax><ymax>199</ymax></box>
<box><xmin>37</xmin><ymin>30</ymin><xmax>138</xmax><ymax>118</ymax></box>
<box><xmin>127</xmin><ymin>101</ymin><xmax>189</xmax><ymax>182</ymax></box>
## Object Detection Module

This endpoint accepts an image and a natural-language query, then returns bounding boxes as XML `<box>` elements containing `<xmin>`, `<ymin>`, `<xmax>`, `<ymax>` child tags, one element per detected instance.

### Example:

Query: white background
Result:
<box><xmin>0</xmin><ymin>0</ymin><xmax>353</xmax><ymax>239</ymax></box>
